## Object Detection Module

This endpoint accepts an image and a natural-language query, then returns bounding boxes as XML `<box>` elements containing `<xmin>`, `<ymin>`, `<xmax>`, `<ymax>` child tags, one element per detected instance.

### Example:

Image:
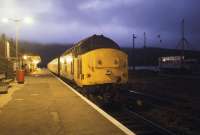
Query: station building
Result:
<box><xmin>22</xmin><ymin>54</ymin><xmax>41</xmax><ymax>73</ymax></box>
<box><xmin>0</xmin><ymin>34</ymin><xmax>16</xmax><ymax>79</ymax></box>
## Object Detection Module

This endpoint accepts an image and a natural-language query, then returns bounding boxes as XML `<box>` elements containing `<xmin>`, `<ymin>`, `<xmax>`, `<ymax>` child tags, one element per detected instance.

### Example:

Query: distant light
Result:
<box><xmin>2</xmin><ymin>17</ymin><xmax>34</xmax><ymax>24</ymax></box>
<box><xmin>23</xmin><ymin>55</ymin><xmax>28</xmax><ymax>60</ymax></box>
<box><xmin>33</xmin><ymin>60</ymin><xmax>40</xmax><ymax>64</ymax></box>
<box><xmin>24</xmin><ymin>17</ymin><xmax>34</xmax><ymax>24</ymax></box>
<box><xmin>2</xmin><ymin>18</ymin><xmax>9</xmax><ymax>23</ymax></box>
<box><xmin>162</xmin><ymin>58</ymin><xmax>166</xmax><ymax>62</ymax></box>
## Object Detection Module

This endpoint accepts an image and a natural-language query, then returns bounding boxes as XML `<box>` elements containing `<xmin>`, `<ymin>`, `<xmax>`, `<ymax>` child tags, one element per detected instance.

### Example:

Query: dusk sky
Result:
<box><xmin>0</xmin><ymin>0</ymin><xmax>199</xmax><ymax>49</ymax></box>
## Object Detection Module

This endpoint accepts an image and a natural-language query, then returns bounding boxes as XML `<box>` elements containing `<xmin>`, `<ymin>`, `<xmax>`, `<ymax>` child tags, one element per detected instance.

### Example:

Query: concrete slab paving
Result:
<box><xmin>0</xmin><ymin>69</ymin><xmax>127</xmax><ymax>135</ymax></box>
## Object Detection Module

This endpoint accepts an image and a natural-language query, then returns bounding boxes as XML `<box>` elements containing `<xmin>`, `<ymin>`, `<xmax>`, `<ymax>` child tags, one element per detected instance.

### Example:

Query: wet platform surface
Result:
<box><xmin>0</xmin><ymin>69</ymin><xmax>126</xmax><ymax>135</ymax></box>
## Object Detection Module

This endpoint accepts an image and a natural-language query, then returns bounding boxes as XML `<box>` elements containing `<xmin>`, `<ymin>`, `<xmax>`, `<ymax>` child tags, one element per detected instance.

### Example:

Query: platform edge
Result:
<box><xmin>49</xmin><ymin>71</ymin><xmax>136</xmax><ymax>135</ymax></box>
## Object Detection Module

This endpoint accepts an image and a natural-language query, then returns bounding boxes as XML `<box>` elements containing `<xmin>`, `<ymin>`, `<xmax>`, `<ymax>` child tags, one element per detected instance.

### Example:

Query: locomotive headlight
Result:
<box><xmin>98</xmin><ymin>60</ymin><xmax>102</xmax><ymax>65</ymax></box>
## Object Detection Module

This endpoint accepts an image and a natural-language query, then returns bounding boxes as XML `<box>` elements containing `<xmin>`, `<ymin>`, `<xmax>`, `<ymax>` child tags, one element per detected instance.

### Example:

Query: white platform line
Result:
<box><xmin>49</xmin><ymin>71</ymin><xmax>136</xmax><ymax>135</ymax></box>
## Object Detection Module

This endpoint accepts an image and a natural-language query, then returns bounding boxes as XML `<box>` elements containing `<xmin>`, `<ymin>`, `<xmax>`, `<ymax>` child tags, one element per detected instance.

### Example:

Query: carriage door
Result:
<box><xmin>64</xmin><ymin>60</ymin><xmax>67</xmax><ymax>75</ymax></box>
<box><xmin>71</xmin><ymin>59</ymin><xmax>74</xmax><ymax>75</ymax></box>
<box><xmin>77</xmin><ymin>57</ymin><xmax>82</xmax><ymax>80</ymax></box>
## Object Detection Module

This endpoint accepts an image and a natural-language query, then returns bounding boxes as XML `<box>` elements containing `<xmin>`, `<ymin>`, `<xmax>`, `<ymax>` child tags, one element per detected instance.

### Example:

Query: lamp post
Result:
<box><xmin>132</xmin><ymin>33</ymin><xmax>136</xmax><ymax>70</ymax></box>
<box><xmin>1</xmin><ymin>17</ymin><xmax>33</xmax><ymax>69</ymax></box>
<box><xmin>15</xmin><ymin>19</ymin><xmax>20</xmax><ymax>68</ymax></box>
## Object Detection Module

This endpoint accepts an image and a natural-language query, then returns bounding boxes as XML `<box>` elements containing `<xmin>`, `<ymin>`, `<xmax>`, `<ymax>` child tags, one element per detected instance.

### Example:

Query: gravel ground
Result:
<box><xmin>128</xmin><ymin>70</ymin><xmax>200</xmax><ymax>135</ymax></box>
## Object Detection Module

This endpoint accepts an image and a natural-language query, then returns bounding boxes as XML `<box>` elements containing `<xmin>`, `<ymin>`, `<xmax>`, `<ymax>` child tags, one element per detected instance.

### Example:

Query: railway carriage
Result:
<box><xmin>48</xmin><ymin>58</ymin><xmax>59</xmax><ymax>74</ymax></box>
<box><xmin>48</xmin><ymin>35</ymin><xmax>128</xmax><ymax>97</ymax></box>
<box><xmin>158</xmin><ymin>56</ymin><xmax>199</xmax><ymax>73</ymax></box>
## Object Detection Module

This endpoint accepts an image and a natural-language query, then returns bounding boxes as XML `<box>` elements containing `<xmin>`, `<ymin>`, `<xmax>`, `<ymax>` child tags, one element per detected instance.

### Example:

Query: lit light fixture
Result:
<box><xmin>162</xmin><ymin>58</ymin><xmax>166</xmax><ymax>62</ymax></box>
<box><xmin>33</xmin><ymin>60</ymin><xmax>40</xmax><ymax>64</ymax></box>
<box><xmin>1</xmin><ymin>17</ymin><xmax>34</xmax><ymax>24</ymax></box>
<box><xmin>2</xmin><ymin>18</ymin><xmax>9</xmax><ymax>23</ymax></box>
<box><xmin>23</xmin><ymin>55</ymin><xmax>28</xmax><ymax>60</ymax></box>
<box><xmin>24</xmin><ymin>17</ymin><xmax>34</xmax><ymax>24</ymax></box>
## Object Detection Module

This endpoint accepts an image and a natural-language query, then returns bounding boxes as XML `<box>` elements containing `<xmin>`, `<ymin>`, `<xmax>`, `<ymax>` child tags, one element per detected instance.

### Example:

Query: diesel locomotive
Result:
<box><xmin>48</xmin><ymin>35</ymin><xmax>128</xmax><ymax>99</ymax></box>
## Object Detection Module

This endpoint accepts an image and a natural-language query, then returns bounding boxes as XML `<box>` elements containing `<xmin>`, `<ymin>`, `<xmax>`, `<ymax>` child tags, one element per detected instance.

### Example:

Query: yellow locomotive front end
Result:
<box><xmin>69</xmin><ymin>35</ymin><xmax>128</xmax><ymax>87</ymax></box>
<box><xmin>49</xmin><ymin>35</ymin><xmax>128</xmax><ymax>88</ymax></box>
<box><xmin>48</xmin><ymin>35</ymin><xmax>128</xmax><ymax>102</ymax></box>
<box><xmin>77</xmin><ymin>48</ymin><xmax>128</xmax><ymax>86</ymax></box>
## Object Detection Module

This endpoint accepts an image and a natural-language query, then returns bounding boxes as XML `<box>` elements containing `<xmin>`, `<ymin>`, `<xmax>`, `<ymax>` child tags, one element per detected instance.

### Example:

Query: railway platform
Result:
<box><xmin>0</xmin><ymin>69</ymin><xmax>132</xmax><ymax>135</ymax></box>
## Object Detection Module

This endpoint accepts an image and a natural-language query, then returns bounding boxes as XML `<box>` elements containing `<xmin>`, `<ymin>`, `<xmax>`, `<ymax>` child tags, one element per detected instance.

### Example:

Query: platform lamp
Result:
<box><xmin>1</xmin><ymin>17</ymin><xmax>34</xmax><ymax>69</ymax></box>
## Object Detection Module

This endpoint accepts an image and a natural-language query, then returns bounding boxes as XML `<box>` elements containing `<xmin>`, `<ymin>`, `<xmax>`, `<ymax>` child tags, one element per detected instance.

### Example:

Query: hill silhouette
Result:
<box><xmin>19</xmin><ymin>42</ymin><xmax>200</xmax><ymax>67</ymax></box>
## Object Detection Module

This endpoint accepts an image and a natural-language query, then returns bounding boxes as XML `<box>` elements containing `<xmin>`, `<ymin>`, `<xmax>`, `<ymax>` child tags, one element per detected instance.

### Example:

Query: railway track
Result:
<box><xmin>127</xmin><ymin>89</ymin><xmax>198</xmax><ymax>114</ymax></box>
<box><xmin>127</xmin><ymin>89</ymin><xmax>174</xmax><ymax>106</ymax></box>
<box><xmin>158</xmin><ymin>73</ymin><xmax>200</xmax><ymax>80</ymax></box>
<box><xmin>107</xmin><ymin>107</ymin><xmax>176</xmax><ymax>135</ymax></box>
<box><xmin>125</xmin><ymin>89</ymin><xmax>200</xmax><ymax>135</ymax></box>
<box><xmin>58</xmin><ymin>76</ymin><xmax>177</xmax><ymax>135</ymax></box>
<box><xmin>84</xmin><ymin>90</ymin><xmax>178</xmax><ymax>135</ymax></box>
<box><xmin>128</xmin><ymin>89</ymin><xmax>190</xmax><ymax>104</ymax></box>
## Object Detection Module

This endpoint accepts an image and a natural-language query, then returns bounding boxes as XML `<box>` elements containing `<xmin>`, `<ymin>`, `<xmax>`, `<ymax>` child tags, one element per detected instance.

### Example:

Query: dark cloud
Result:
<box><xmin>0</xmin><ymin>0</ymin><xmax>199</xmax><ymax>49</ymax></box>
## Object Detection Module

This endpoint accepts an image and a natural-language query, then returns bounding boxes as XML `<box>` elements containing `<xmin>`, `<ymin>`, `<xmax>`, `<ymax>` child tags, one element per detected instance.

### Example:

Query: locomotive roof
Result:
<box><xmin>62</xmin><ymin>35</ymin><xmax>120</xmax><ymax>55</ymax></box>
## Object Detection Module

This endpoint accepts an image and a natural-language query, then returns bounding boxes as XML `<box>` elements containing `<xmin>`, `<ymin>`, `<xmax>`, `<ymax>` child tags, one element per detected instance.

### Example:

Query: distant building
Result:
<box><xmin>22</xmin><ymin>55</ymin><xmax>41</xmax><ymax>73</ymax></box>
<box><xmin>0</xmin><ymin>34</ymin><xmax>17</xmax><ymax>79</ymax></box>
<box><xmin>0</xmin><ymin>34</ymin><xmax>6</xmax><ymax>57</ymax></box>
<box><xmin>158</xmin><ymin>56</ymin><xmax>199</xmax><ymax>73</ymax></box>
<box><xmin>0</xmin><ymin>34</ymin><xmax>16</xmax><ymax>58</ymax></box>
